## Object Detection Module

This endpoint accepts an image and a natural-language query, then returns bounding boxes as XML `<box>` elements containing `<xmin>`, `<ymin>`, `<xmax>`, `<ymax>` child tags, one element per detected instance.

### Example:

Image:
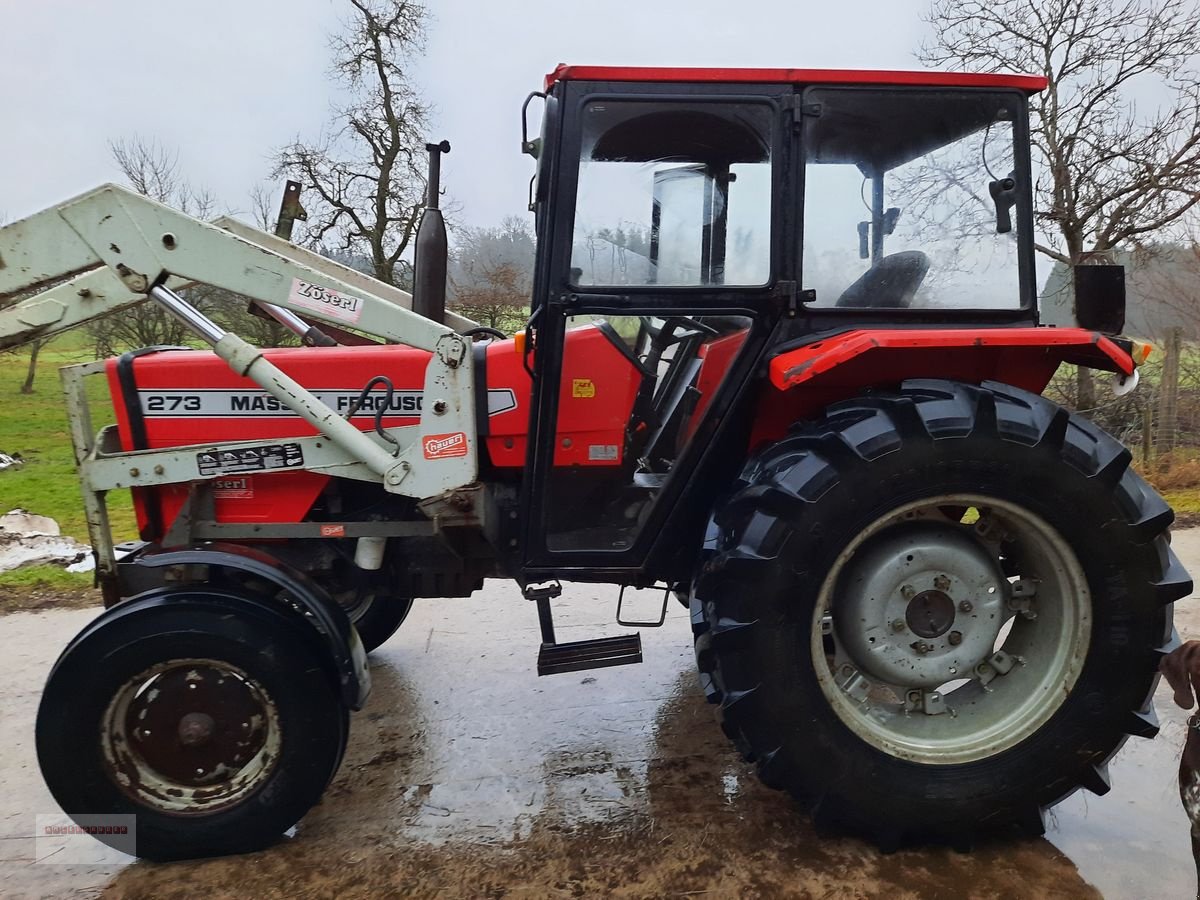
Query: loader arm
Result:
<box><xmin>0</xmin><ymin>183</ymin><xmax>482</xmax><ymax>513</ymax></box>
<box><xmin>0</xmin><ymin>183</ymin><xmax>477</xmax><ymax>351</ymax></box>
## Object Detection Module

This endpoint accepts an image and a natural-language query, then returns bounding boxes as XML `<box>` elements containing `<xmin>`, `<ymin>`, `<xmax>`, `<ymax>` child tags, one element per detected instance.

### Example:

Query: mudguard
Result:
<box><xmin>117</xmin><ymin>542</ymin><xmax>370</xmax><ymax>709</ymax></box>
<box><xmin>769</xmin><ymin>327</ymin><xmax>1135</xmax><ymax>395</ymax></box>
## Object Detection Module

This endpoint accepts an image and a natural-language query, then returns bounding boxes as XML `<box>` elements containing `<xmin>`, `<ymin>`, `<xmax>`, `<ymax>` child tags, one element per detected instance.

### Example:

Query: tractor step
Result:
<box><xmin>536</xmin><ymin>634</ymin><xmax>643</xmax><ymax>676</ymax></box>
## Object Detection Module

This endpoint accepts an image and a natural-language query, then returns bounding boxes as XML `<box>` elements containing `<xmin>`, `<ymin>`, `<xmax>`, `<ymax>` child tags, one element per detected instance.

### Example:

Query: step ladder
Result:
<box><xmin>525</xmin><ymin>582</ymin><xmax>643</xmax><ymax>676</ymax></box>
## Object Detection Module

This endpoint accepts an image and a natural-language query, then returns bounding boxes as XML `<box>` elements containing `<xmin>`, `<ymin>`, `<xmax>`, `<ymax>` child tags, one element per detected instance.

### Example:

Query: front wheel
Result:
<box><xmin>692</xmin><ymin>379</ymin><xmax>1190</xmax><ymax>848</ymax></box>
<box><xmin>36</xmin><ymin>590</ymin><xmax>348</xmax><ymax>860</ymax></box>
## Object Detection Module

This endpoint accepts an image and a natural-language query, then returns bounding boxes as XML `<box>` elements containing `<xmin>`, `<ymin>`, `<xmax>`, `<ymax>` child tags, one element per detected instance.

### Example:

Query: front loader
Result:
<box><xmin>1</xmin><ymin>65</ymin><xmax>1189</xmax><ymax>860</ymax></box>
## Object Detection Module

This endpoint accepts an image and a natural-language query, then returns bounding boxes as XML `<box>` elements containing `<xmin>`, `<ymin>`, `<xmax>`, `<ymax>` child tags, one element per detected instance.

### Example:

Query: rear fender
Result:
<box><xmin>118</xmin><ymin>542</ymin><xmax>369</xmax><ymax>709</ymax></box>
<box><xmin>754</xmin><ymin>327</ymin><xmax>1136</xmax><ymax>445</ymax></box>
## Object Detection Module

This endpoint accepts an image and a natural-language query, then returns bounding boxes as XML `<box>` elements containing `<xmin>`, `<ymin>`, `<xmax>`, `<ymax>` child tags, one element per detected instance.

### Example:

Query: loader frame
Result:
<box><xmin>0</xmin><ymin>184</ymin><xmax>484</xmax><ymax>591</ymax></box>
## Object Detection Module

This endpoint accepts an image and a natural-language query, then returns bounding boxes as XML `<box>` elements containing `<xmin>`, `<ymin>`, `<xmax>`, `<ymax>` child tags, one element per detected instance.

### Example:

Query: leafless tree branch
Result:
<box><xmin>273</xmin><ymin>0</ymin><xmax>431</xmax><ymax>289</ymax></box>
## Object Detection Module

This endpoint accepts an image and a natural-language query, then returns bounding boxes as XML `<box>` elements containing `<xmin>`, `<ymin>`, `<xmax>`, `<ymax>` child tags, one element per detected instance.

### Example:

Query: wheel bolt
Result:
<box><xmin>959</xmin><ymin>600</ymin><xmax>973</xmax><ymax>613</ymax></box>
<box><xmin>901</xmin><ymin>585</ymin><xmax>915</xmax><ymax>600</ymax></box>
<box><xmin>948</xmin><ymin>631</ymin><xmax>963</xmax><ymax>646</ymax></box>
<box><xmin>934</xmin><ymin>574</ymin><xmax>951</xmax><ymax>591</ymax></box>
<box><xmin>891</xmin><ymin>618</ymin><xmax>905</xmax><ymax>632</ymax></box>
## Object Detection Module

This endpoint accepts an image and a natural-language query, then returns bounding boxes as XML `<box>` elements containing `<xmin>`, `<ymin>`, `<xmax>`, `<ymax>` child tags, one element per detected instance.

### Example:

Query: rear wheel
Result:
<box><xmin>692</xmin><ymin>379</ymin><xmax>1189</xmax><ymax>848</ymax></box>
<box><xmin>36</xmin><ymin>591</ymin><xmax>348</xmax><ymax>860</ymax></box>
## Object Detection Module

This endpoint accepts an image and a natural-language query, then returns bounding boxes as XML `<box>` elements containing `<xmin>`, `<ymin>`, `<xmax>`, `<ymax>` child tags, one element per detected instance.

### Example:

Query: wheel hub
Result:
<box><xmin>835</xmin><ymin>522</ymin><xmax>1006</xmax><ymax>688</ymax></box>
<box><xmin>906</xmin><ymin>590</ymin><xmax>956</xmax><ymax>638</ymax></box>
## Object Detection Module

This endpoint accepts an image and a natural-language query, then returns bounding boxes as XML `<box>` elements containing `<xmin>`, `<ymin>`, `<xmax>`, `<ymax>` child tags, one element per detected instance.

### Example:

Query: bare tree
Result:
<box><xmin>274</xmin><ymin>0</ymin><xmax>430</xmax><ymax>289</ymax></box>
<box><xmin>94</xmin><ymin>139</ymin><xmax>300</xmax><ymax>353</ymax></box>
<box><xmin>920</xmin><ymin>0</ymin><xmax>1200</xmax><ymax>405</ymax></box>
<box><xmin>88</xmin><ymin>138</ymin><xmax>221</xmax><ymax>357</ymax></box>
<box><xmin>448</xmin><ymin>218</ymin><xmax>534</xmax><ymax>332</ymax></box>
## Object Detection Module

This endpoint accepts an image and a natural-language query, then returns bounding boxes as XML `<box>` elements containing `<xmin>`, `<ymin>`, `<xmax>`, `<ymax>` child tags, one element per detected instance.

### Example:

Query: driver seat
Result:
<box><xmin>835</xmin><ymin>250</ymin><xmax>930</xmax><ymax>308</ymax></box>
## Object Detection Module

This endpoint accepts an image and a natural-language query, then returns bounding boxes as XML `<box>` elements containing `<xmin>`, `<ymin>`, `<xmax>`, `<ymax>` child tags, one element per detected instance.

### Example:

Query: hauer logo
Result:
<box><xmin>423</xmin><ymin>431</ymin><xmax>468</xmax><ymax>460</ymax></box>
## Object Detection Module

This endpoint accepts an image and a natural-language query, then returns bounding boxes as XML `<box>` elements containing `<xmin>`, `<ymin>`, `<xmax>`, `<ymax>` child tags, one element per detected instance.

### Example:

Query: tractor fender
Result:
<box><xmin>769</xmin><ymin>327</ymin><xmax>1134</xmax><ymax>394</ymax></box>
<box><xmin>749</xmin><ymin>326</ymin><xmax>1139</xmax><ymax>462</ymax></box>
<box><xmin>120</xmin><ymin>542</ymin><xmax>370</xmax><ymax>709</ymax></box>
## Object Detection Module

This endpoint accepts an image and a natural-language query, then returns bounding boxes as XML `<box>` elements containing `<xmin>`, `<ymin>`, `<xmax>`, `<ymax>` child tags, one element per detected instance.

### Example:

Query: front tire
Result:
<box><xmin>36</xmin><ymin>590</ymin><xmax>348</xmax><ymax>860</ymax></box>
<box><xmin>693</xmin><ymin>379</ymin><xmax>1190</xmax><ymax>848</ymax></box>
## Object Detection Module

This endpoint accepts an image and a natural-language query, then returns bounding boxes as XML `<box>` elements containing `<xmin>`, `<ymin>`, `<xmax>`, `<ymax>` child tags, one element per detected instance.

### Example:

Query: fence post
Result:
<box><xmin>1142</xmin><ymin>403</ymin><xmax>1154</xmax><ymax>468</ymax></box>
<box><xmin>1157</xmin><ymin>326</ymin><xmax>1182</xmax><ymax>454</ymax></box>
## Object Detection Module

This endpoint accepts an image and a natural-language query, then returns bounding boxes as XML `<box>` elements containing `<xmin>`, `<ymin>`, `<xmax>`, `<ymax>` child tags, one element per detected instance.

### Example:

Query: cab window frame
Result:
<box><xmin>551</xmin><ymin>84</ymin><xmax>792</xmax><ymax>310</ymax></box>
<box><xmin>797</xmin><ymin>84</ymin><xmax>1038</xmax><ymax>319</ymax></box>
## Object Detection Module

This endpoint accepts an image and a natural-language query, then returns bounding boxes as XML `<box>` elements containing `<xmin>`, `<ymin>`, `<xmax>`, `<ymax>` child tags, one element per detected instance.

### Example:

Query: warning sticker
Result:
<box><xmin>588</xmin><ymin>444</ymin><xmax>619</xmax><ymax>461</ymax></box>
<box><xmin>197</xmin><ymin>443</ymin><xmax>304</xmax><ymax>477</ymax></box>
<box><xmin>287</xmin><ymin>278</ymin><xmax>364</xmax><ymax>324</ymax></box>
<box><xmin>423</xmin><ymin>432</ymin><xmax>468</xmax><ymax>460</ymax></box>
<box><xmin>572</xmin><ymin>378</ymin><xmax>596</xmax><ymax>398</ymax></box>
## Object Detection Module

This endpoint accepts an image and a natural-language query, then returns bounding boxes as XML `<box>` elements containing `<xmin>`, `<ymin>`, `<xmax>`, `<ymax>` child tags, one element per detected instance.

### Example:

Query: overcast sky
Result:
<box><xmin>0</xmin><ymin>0</ymin><xmax>934</xmax><ymax>231</ymax></box>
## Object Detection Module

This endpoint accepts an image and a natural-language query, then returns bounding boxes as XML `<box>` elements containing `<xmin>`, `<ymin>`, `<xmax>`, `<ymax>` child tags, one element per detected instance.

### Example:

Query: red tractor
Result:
<box><xmin>0</xmin><ymin>64</ymin><xmax>1187</xmax><ymax>859</ymax></box>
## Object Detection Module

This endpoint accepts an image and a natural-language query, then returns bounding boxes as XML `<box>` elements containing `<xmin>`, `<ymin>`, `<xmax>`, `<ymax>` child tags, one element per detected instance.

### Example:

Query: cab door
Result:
<box><xmin>521</xmin><ymin>84</ymin><xmax>795</xmax><ymax>575</ymax></box>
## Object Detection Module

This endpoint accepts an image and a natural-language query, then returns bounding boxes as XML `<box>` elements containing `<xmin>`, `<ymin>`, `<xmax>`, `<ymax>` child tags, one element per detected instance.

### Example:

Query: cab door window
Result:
<box><xmin>569</xmin><ymin>100</ymin><xmax>773</xmax><ymax>288</ymax></box>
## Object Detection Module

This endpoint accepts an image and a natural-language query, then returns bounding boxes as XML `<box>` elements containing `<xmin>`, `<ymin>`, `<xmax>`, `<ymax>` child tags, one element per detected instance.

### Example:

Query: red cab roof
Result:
<box><xmin>544</xmin><ymin>64</ymin><xmax>1046</xmax><ymax>93</ymax></box>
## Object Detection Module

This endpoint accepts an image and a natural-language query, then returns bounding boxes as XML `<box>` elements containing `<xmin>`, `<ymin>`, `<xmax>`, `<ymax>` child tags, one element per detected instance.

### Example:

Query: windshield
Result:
<box><xmin>570</xmin><ymin>100</ymin><xmax>773</xmax><ymax>288</ymax></box>
<box><xmin>802</xmin><ymin>88</ymin><xmax>1025</xmax><ymax>310</ymax></box>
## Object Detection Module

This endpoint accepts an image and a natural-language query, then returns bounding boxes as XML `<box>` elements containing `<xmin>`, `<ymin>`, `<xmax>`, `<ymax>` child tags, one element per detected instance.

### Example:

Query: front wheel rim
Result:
<box><xmin>100</xmin><ymin>658</ymin><xmax>282</xmax><ymax>813</ymax></box>
<box><xmin>811</xmin><ymin>494</ymin><xmax>1091</xmax><ymax>765</ymax></box>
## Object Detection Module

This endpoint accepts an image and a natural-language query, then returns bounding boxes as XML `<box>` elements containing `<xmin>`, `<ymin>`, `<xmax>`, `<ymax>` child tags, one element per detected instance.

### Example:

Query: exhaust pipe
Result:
<box><xmin>412</xmin><ymin>140</ymin><xmax>450</xmax><ymax>325</ymax></box>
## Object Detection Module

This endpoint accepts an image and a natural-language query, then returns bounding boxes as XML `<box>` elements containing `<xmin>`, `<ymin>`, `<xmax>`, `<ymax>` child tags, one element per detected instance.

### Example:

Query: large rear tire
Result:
<box><xmin>692</xmin><ymin>379</ymin><xmax>1190</xmax><ymax>848</ymax></box>
<box><xmin>36</xmin><ymin>590</ymin><xmax>348</xmax><ymax>861</ymax></box>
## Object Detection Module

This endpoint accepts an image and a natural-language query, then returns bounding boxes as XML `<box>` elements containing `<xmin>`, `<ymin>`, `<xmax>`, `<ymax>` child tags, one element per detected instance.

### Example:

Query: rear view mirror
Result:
<box><xmin>1074</xmin><ymin>264</ymin><xmax>1125</xmax><ymax>333</ymax></box>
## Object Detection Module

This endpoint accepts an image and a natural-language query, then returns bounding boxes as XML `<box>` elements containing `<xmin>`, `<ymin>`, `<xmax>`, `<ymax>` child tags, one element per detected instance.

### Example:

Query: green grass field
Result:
<box><xmin>0</xmin><ymin>340</ymin><xmax>136</xmax><ymax>541</ymax></box>
<box><xmin>0</xmin><ymin>339</ymin><xmax>136</xmax><ymax>593</ymax></box>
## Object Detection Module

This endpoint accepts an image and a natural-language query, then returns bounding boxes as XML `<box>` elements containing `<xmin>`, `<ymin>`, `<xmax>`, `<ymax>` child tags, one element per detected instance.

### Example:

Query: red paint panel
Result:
<box><xmin>485</xmin><ymin>324</ymin><xmax>640</xmax><ymax>468</ymax></box>
<box><xmin>107</xmin><ymin>345</ymin><xmax>436</xmax><ymax>534</ymax></box>
<box><xmin>750</xmin><ymin>327</ymin><xmax>1136</xmax><ymax>451</ymax></box>
<box><xmin>545</xmin><ymin>65</ymin><xmax>1047</xmax><ymax>93</ymax></box>
<box><xmin>106</xmin><ymin>327</ymin><xmax>641</xmax><ymax>538</ymax></box>
<box><xmin>684</xmin><ymin>328</ymin><xmax>749</xmax><ymax>442</ymax></box>
<box><xmin>769</xmin><ymin>328</ymin><xmax>1133</xmax><ymax>391</ymax></box>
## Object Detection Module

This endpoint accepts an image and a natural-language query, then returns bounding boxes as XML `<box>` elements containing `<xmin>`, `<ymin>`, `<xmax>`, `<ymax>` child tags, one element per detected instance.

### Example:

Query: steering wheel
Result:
<box><xmin>638</xmin><ymin>316</ymin><xmax>719</xmax><ymax>343</ymax></box>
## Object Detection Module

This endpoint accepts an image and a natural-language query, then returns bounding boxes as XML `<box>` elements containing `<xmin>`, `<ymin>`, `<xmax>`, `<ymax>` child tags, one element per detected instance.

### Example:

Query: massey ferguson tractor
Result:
<box><xmin>0</xmin><ymin>65</ymin><xmax>1190</xmax><ymax>860</ymax></box>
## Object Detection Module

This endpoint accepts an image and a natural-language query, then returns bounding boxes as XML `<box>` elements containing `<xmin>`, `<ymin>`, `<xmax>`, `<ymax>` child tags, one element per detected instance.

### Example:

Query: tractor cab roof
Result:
<box><xmin>544</xmin><ymin>65</ymin><xmax>1047</xmax><ymax>94</ymax></box>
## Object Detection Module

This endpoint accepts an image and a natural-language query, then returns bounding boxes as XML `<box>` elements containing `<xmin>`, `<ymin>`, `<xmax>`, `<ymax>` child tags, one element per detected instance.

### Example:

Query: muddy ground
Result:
<box><xmin>2</xmin><ymin>534</ymin><xmax>1199</xmax><ymax>898</ymax></box>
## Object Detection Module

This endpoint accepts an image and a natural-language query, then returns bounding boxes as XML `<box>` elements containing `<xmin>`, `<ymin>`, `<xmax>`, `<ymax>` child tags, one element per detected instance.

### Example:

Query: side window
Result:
<box><xmin>570</xmin><ymin>100</ymin><xmax>773</xmax><ymax>288</ymax></box>
<box><xmin>803</xmin><ymin>89</ymin><xmax>1024</xmax><ymax>310</ymax></box>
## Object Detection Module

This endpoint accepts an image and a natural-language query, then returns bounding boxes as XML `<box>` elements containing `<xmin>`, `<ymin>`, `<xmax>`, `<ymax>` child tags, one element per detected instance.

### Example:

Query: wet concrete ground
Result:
<box><xmin>3</xmin><ymin>534</ymin><xmax>1200</xmax><ymax>898</ymax></box>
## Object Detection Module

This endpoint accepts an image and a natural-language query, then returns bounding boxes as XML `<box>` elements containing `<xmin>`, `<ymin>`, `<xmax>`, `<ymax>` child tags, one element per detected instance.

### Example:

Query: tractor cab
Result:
<box><xmin>520</xmin><ymin>67</ymin><xmax>1043</xmax><ymax>575</ymax></box>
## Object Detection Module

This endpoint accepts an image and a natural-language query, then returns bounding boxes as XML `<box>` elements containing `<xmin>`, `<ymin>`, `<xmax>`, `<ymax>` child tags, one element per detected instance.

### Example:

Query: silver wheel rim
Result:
<box><xmin>811</xmin><ymin>494</ymin><xmax>1091</xmax><ymax>765</ymax></box>
<box><xmin>101</xmin><ymin>659</ymin><xmax>282</xmax><ymax>813</ymax></box>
